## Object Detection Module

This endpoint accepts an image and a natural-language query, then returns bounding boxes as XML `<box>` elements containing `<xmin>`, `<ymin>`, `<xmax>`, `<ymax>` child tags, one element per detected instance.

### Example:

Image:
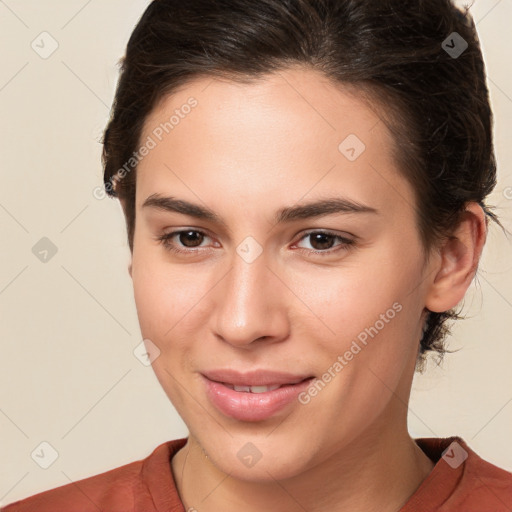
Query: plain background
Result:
<box><xmin>1</xmin><ymin>0</ymin><xmax>511</xmax><ymax>506</ymax></box>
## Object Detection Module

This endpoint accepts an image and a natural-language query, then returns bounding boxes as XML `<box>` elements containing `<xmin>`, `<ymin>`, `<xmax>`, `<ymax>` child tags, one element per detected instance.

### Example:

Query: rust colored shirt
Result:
<box><xmin>2</xmin><ymin>436</ymin><xmax>511</xmax><ymax>511</ymax></box>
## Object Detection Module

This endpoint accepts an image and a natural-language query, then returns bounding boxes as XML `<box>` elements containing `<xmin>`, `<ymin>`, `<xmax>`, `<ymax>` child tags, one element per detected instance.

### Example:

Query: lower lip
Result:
<box><xmin>203</xmin><ymin>376</ymin><xmax>314</xmax><ymax>422</ymax></box>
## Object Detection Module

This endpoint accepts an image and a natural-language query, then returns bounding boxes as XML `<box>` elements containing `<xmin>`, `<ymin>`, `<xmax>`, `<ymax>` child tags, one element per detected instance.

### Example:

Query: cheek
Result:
<box><xmin>131</xmin><ymin>247</ymin><xmax>217</xmax><ymax>351</ymax></box>
<box><xmin>133</xmin><ymin>266</ymin><xmax>194</xmax><ymax>337</ymax></box>
<box><xmin>297</xmin><ymin>246</ymin><xmax>423</xmax><ymax>371</ymax></box>
<box><xmin>291</xmin><ymin>259</ymin><xmax>406</xmax><ymax>341</ymax></box>
<box><xmin>131</xmin><ymin>260</ymin><xmax>202</xmax><ymax>402</ymax></box>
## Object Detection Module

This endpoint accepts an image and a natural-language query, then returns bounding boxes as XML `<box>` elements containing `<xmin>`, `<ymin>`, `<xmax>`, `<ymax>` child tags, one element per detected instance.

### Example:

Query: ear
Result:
<box><xmin>425</xmin><ymin>202</ymin><xmax>487</xmax><ymax>313</ymax></box>
<box><xmin>128</xmin><ymin>262</ymin><xmax>133</xmax><ymax>278</ymax></box>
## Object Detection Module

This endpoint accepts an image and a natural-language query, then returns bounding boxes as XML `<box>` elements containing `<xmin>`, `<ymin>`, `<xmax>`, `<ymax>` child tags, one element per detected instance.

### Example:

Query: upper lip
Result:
<box><xmin>202</xmin><ymin>369</ymin><xmax>314</xmax><ymax>387</ymax></box>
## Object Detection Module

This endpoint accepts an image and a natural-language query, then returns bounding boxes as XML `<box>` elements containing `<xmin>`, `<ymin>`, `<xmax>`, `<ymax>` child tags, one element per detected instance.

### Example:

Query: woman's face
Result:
<box><xmin>130</xmin><ymin>67</ymin><xmax>437</xmax><ymax>480</ymax></box>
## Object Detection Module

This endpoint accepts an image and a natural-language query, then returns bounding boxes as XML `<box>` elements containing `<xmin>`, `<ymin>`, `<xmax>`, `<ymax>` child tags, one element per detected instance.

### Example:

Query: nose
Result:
<box><xmin>213</xmin><ymin>247</ymin><xmax>290</xmax><ymax>349</ymax></box>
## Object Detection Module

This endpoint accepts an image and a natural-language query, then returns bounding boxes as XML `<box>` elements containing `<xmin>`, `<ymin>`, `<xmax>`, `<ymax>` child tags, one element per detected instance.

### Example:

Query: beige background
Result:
<box><xmin>1</xmin><ymin>0</ymin><xmax>511</xmax><ymax>505</ymax></box>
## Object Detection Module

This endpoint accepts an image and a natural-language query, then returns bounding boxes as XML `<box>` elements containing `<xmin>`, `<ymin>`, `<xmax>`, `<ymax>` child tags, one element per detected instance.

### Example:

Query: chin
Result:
<box><xmin>195</xmin><ymin>429</ymin><xmax>316</xmax><ymax>482</ymax></box>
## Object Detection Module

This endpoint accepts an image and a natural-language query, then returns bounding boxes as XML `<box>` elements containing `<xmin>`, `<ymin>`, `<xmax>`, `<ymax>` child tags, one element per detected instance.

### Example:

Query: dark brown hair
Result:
<box><xmin>101</xmin><ymin>0</ymin><xmax>502</xmax><ymax>370</ymax></box>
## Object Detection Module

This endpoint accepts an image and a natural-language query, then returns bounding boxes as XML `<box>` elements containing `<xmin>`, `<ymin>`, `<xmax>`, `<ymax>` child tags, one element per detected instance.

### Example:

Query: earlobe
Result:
<box><xmin>425</xmin><ymin>202</ymin><xmax>487</xmax><ymax>313</ymax></box>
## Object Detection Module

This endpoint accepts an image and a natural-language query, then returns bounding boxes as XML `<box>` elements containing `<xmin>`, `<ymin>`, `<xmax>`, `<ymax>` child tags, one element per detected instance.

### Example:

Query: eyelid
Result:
<box><xmin>292</xmin><ymin>229</ymin><xmax>356</xmax><ymax>255</ymax></box>
<box><xmin>295</xmin><ymin>228</ymin><xmax>355</xmax><ymax>243</ymax></box>
<box><xmin>157</xmin><ymin>228</ymin><xmax>215</xmax><ymax>251</ymax></box>
<box><xmin>157</xmin><ymin>227</ymin><xmax>356</xmax><ymax>256</ymax></box>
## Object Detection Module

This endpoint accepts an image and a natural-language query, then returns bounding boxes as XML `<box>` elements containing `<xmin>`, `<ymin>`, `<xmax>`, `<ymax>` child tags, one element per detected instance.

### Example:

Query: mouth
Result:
<box><xmin>221</xmin><ymin>383</ymin><xmax>285</xmax><ymax>393</ymax></box>
<box><xmin>201</xmin><ymin>371</ymin><xmax>315</xmax><ymax>422</ymax></box>
<box><xmin>202</xmin><ymin>368</ymin><xmax>313</xmax><ymax>387</ymax></box>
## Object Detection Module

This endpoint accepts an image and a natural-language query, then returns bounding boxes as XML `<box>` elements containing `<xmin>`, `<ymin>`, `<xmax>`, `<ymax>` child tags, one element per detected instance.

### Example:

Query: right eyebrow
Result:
<box><xmin>142</xmin><ymin>194</ymin><xmax>227</xmax><ymax>226</ymax></box>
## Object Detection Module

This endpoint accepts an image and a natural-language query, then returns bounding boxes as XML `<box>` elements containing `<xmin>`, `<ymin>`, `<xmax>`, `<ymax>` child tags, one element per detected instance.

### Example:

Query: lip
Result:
<box><xmin>201</xmin><ymin>370</ymin><xmax>315</xmax><ymax>422</ymax></box>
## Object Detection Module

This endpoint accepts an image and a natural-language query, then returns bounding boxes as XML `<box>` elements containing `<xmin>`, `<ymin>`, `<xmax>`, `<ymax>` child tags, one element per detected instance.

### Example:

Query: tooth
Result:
<box><xmin>234</xmin><ymin>385</ymin><xmax>251</xmax><ymax>392</ymax></box>
<box><xmin>249</xmin><ymin>386</ymin><xmax>268</xmax><ymax>393</ymax></box>
<box><xmin>230</xmin><ymin>384</ymin><xmax>282</xmax><ymax>393</ymax></box>
<box><xmin>250</xmin><ymin>385</ymin><xmax>281</xmax><ymax>393</ymax></box>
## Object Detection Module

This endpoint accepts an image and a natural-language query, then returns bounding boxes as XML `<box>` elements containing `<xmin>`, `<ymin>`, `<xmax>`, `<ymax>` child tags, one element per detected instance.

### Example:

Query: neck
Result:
<box><xmin>171</xmin><ymin>414</ymin><xmax>435</xmax><ymax>512</ymax></box>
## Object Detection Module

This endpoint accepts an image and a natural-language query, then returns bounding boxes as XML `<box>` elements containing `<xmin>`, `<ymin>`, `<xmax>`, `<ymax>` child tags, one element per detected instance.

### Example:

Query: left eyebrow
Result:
<box><xmin>141</xmin><ymin>193</ymin><xmax>378</xmax><ymax>227</ymax></box>
<box><xmin>274</xmin><ymin>197</ymin><xmax>379</xmax><ymax>224</ymax></box>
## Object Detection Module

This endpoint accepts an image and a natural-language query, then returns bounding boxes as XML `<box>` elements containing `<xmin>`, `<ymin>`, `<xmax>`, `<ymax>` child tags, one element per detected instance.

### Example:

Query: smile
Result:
<box><xmin>201</xmin><ymin>370</ymin><xmax>315</xmax><ymax>422</ymax></box>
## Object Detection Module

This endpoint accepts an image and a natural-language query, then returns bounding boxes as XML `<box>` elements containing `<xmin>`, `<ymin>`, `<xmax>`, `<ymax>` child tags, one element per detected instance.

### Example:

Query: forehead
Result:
<box><xmin>142</xmin><ymin>67</ymin><xmax>387</xmax><ymax>147</ymax></box>
<box><xmin>136</xmin><ymin>67</ymin><xmax>414</xmax><ymax>220</ymax></box>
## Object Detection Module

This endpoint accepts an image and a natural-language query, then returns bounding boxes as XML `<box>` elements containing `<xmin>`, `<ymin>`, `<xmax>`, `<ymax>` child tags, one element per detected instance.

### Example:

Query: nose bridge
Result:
<box><xmin>214</xmin><ymin>242</ymin><xmax>286</xmax><ymax>346</ymax></box>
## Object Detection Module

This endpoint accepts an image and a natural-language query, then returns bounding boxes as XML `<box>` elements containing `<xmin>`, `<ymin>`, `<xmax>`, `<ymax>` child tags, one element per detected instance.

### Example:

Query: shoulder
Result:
<box><xmin>1</xmin><ymin>459</ymin><xmax>145</xmax><ymax>512</ymax></box>
<box><xmin>1</xmin><ymin>438</ymin><xmax>187</xmax><ymax>512</ymax></box>
<box><xmin>455</xmin><ymin>438</ymin><xmax>512</xmax><ymax>508</ymax></box>
<box><xmin>410</xmin><ymin>436</ymin><xmax>512</xmax><ymax>511</ymax></box>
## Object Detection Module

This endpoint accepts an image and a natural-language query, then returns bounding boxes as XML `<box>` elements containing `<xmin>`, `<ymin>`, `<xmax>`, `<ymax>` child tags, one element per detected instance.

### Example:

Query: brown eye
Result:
<box><xmin>157</xmin><ymin>229</ymin><xmax>211</xmax><ymax>254</ymax></box>
<box><xmin>295</xmin><ymin>230</ymin><xmax>355</xmax><ymax>257</ymax></box>
<box><xmin>178</xmin><ymin>230</ymin><xmax>205</xmax><ymax>248</ymax></box>
<box><xmin>308</xmin><ymin>232</ymin><xmax>337</xmax><ymax>251</ymax></box>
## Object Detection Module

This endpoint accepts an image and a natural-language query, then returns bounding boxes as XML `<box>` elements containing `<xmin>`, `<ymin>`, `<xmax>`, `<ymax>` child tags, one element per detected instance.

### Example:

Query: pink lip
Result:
<box><xmin>201</xmin><ymin>369</ymin><xmax>314</xmax><ymax>422</ymax></box>
<box><xmin>202</xmin><ymin>368</ymin><xmax>312</xmax><ymax>387</ymax></box>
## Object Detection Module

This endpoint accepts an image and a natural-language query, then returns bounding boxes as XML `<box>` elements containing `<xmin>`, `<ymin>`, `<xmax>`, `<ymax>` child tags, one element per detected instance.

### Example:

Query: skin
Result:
<box><xmin>124</xmin><ymin>66</ymin><xmax>487</xmax><ymax>511</ymax></box>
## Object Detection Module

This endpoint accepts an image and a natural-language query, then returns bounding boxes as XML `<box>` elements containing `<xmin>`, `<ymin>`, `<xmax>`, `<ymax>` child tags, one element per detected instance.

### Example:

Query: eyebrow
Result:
<box><xmin>141</xmin><ymin>193</ymin><xmax>378</xmax><ymax>228</ymax></box>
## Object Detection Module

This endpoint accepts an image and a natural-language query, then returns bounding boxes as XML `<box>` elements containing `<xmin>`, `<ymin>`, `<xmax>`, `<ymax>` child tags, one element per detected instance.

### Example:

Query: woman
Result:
<box><xmin>3</xmin><ymin>0</ymin><xmax>511</xmax><ymax>510</ymax></box>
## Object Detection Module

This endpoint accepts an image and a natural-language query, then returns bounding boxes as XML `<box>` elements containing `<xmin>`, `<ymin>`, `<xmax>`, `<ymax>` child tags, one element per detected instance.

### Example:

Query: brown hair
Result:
<box><xmin>101</xmin><ymin>0</ymin><xmax>502</xmax><ymax>370</ymax></box>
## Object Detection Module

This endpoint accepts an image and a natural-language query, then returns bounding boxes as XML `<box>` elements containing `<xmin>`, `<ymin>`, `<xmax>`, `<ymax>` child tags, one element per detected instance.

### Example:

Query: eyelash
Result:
<box><xmin>156</xmin><ymin>229</ymin><xmax>355</xmax><ymax>257</ymax></box>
